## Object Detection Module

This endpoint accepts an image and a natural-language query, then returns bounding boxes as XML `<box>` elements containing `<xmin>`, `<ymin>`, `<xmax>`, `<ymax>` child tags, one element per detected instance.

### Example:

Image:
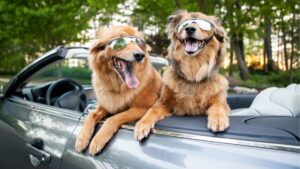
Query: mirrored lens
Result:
<box><xmin>108</xmin><ymin>37</ymin><xmax>146</xmax><ymax>51</ymax></box>
<box><xmin>196</xmin><ymin>20</ymin><xmax>213</xmax><ymax>31</ymax></box>
<box><xmin>176</xmin><ymin>19</ymin><xmax>214</xmax><ymax>32</ymax></box>
<box><xmin>111</xmin><ymin>38</ymin><xmax>127</xmax><ymax>50</ymax></box>
<box><xmin>177</xmin><ymin>21</ymin><xmax>192</xmax><ymax>32</ymax></box>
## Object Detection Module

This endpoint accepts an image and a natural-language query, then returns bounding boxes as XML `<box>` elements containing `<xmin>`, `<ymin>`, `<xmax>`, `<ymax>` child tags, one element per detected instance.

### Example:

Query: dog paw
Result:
<box><xmin>88</xmin><ymin>137</ymin><xmax>106</xmax><ymax>156</ymax></box>
<box><xmin>75</xmin><ymin>134</ymin><xmax>90</xmax><ymax>153</ymax></box>
<box><xmin>134</xmin><ymin>120</ymin><xmax>154</xmax><ymax>141</ymax></box>
<box><xmin>207</xmin><ymin>114</ymin><xmax>229</xmax><ymax>132</ymax></box>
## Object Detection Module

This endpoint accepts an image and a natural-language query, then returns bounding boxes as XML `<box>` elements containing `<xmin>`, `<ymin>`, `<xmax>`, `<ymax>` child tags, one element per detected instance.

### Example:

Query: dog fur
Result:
<box><xmin>75</xmin><ymin>25</ymin><xmax>162</xmax><ymax>155</ymax></box>
<box><xmin>134</xmin><ymin>10</ymin><xmax>230</xmax><ymax>141</ymax></box>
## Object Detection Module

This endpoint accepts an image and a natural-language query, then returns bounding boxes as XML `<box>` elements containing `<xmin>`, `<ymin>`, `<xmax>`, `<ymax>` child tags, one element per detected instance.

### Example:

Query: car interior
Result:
<box><xmin>16</xmin><ymin>78</ymin><xmax>92</xmax><ymax>112</ymax></box>
<box><xmin>15</xmin><ymin>77</ymin><xmax>300</xmax><ymax>146</ymax></box>
<box><xmin>151</xmin><ymin>83</ymin><xmax>299</xmax><ymax>146</ymax></box>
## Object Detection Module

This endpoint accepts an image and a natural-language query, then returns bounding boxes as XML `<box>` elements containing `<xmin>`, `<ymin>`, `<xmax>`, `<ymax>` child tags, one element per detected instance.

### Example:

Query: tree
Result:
<box><xmin>198</xmin><ymin>0</ymin><xmax>217</xmax><ymax>14</ymax></box>
<box><xmin>223</xmin><ymin>0</ymin><xmax>251</xmax><ymax>80</ymax></box>
<box><xmin>263</xmin><ymin>10</ymin><xmax>274</xmax><ymax>72</ymax></box>
<box><xmin>0</xmin><ymin>0</ymin><xmax>97</xmax><ymax>74</ymax></box>
<box><xmin>276</xmin><ymin>0</ymin><xmax>299</xmax><ymax>76</ymax></box>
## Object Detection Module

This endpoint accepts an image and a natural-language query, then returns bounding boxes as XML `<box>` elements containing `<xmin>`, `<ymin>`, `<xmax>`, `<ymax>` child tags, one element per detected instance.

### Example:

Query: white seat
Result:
<box><xmin>231</xmin><ymin>84</ymin><xmax>300</xmax><ymax>117</ymax></box>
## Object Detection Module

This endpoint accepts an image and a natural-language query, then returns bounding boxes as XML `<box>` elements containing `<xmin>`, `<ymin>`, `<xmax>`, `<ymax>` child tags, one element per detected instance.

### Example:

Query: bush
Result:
<box><xmin>235</xmin><ymin>68</ymin><xmax>300</xmax><ymax>90</ymax></box>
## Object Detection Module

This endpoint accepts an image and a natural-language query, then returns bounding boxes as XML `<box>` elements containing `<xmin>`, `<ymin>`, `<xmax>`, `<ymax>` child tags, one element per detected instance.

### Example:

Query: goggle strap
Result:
<box><xmin>97</xmin><ymin>45</ymin><xmax>106</xmax><ymax>51</ymax></box>
<box><xmin>214</xmin><ymin>31</ymin><xmax>224</xmax><ymax>43</ymax></box>
<box><xmin>204</xmin><ymin>36</ymin><xmax>213</xmax><ymax>44</ymax></box>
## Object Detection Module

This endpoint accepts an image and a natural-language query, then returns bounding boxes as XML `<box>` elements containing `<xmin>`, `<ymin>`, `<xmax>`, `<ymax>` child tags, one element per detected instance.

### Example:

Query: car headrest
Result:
<box><xmin>231</xmin><ymin>84</ymin><xmax>300</xmax><ymax>117</ymax></box>
<box><xmin>287</xmin><ymin>83</ymin><xmax>300</xmax><ymax>93</ymax></box>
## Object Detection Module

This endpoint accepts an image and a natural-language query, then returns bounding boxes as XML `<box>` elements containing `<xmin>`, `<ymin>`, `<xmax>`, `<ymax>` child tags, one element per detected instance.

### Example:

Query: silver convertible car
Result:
<box><xmin>0</xmin><ymin>46</ymin><xmax>299</xmax><ymax>169</ymax></box>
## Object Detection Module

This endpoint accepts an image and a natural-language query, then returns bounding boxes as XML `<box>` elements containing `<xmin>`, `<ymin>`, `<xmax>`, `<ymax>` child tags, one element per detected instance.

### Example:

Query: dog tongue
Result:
<box><xmin>119</xmin><ymin>60</ymin><xmax>139</xmax><ymax>89</ymax></box>
<box><xmin>124</xmin><ymin>71</ymin><xmax>139</xmax><ymax>89</ymax></box>
<box><xmin>185</xmin><ymin>41</ymin><xmax>198</xmax><ymax>53</ymax></box>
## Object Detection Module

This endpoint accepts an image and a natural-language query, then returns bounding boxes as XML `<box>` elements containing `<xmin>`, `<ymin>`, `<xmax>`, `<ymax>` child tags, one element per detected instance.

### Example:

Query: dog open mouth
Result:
<box><xmin>183</xmin><ymin>38</ymin><xmax>206</xmax><ymax>55</ymax></box>
<box><xmin>112</xmin><ymin>56</ymin><xmax>139</xmax><ymax>89</ymax></box>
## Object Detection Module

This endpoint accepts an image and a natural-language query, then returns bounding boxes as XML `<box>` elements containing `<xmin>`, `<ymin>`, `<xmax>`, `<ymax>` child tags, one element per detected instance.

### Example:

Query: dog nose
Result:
<box><xmin>133</xmin><ymin>52</ymin><xmax>145</xmax><ymax>62</ymax></box>
<box><xmin>185</xmin><ymin>26</ymin><xmax>196</xmax><ymax>34</ymax></box>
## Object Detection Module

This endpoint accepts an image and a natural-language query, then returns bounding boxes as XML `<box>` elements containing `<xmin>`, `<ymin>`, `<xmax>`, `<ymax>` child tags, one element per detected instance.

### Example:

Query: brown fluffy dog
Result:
<box><xmin>75</xmin><ymin>25</ymin><xmax>162</xmax><ymax>155</ymax></box>
<box><xmin>134</xmin><ymin>10</ymin><xmax>230</xmax><ymax>140</ymax></box>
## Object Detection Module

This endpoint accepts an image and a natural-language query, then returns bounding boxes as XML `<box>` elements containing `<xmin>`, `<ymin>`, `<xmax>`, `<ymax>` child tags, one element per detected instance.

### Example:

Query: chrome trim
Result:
<box><xmin>121</xmin><ymin>124</ymin><xmax>300</xmax><ymax>153</ymax></box>
<box><xmin>65</xmin><ymin>48</ymin><xmax>89</xmax><ymax>58</ymax></box>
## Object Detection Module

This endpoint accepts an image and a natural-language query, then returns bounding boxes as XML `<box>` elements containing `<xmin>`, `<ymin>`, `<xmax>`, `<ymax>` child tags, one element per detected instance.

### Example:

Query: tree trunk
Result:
<box><xmin>199</xmin><ymin>0</ymin><xmax>207</xmax><ymax>13</ymax></box>
<box><xmin>240</xmin><ymin>34</ymin><xmax>246</xmax><ymax>62</ymax></box>
<box><xmin>232</xmin><ymin>34</ymin><xmax>250</xmax><ymax>80</ymax></box>
<box><xmin>281</xmin><ymin>18</ymin><xmax>289</xmax><ymax>71</ymax></box>
<box><xmin>175</xmin><ymin>0</ymin><xmax>181</xmax><ymax>8</ymax></box>
<box><xmin>264</xmin><ymin>15</ymin><xmax>273</xmax><ymax>72</ymax></box>
<box><xmin>263</xmin><ymin>45</ymin><xmax>267</xmax><ymax>71</ymax></box>
<box><xmin>229</xmin><ymin>39</ymin><xmax>234</xmax><ymax>76</ymax></box>
<box><xmin>277</xmin><ymin>28</ymin><xmax>280</xmax><ymax>68</ymax></box>
<box><xmin>289</xmin><ymin>13</ymin><xmax>296</xmax><ymax>83</ymax></box>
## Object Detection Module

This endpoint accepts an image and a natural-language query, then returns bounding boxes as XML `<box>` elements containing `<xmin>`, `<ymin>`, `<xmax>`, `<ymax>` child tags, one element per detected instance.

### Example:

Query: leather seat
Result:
<box><xmin>231</xmin><ymin>84</ymin><xmax>300</xmax><ymax>117</ymax></box>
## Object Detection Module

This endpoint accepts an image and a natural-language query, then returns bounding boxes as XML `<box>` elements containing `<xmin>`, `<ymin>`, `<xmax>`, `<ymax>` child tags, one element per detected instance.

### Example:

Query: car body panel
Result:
<box><xmin>60</xmin><ymin>118</ymin><xmax>300</xmax><ymax>169</ymax></box>
<box><xmin>227</xmin><ymin>94</ymin><xmax>256</xmax><ymax>109</ymax></box>
<box><xmin>0</xmin><ymin>97</ymin><xmax>81</xmax><ymax>169</ymax></box>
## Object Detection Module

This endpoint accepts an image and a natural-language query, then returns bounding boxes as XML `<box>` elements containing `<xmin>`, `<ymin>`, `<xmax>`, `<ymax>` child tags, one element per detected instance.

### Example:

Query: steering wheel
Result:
<box><xmin>46</xmin><ymin>79</ymin><xmax>87</xmax><ymax>112</ymax></box>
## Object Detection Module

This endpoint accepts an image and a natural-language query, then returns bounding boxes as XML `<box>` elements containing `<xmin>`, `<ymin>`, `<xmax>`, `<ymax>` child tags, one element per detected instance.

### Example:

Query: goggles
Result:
<box><xmin>176</xmin><ymin>19</ymin><xmax>215</xmax><ymax>34</ymax></box>
<box><xmin>107</xmin><ymin>36</ymin><xmax>146</xmax><ymax>50</ymax></box>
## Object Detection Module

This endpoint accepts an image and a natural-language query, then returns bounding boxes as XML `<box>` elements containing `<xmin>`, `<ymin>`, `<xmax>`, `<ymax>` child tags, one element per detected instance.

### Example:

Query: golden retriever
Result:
<box><xmin>75</xmin><ymin>25</ymin><xmax>162</xmax><ymax>155</ymax></box>
<box><xmin>134</xmin><ymin>10</ymin><xmax>230</xmax><ymax>141</ymax></box>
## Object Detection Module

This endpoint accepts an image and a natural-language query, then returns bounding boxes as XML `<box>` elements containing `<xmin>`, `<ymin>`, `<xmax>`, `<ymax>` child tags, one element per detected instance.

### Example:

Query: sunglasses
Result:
<box><xmin>107</xmin><ymin>36</ymin><xmax>146</xmax><ymax>50</ymax></box>
<box><xmin>176</xmin><ymin>19</ymin><xmax>215</xmax><ymax>33</ymax></box>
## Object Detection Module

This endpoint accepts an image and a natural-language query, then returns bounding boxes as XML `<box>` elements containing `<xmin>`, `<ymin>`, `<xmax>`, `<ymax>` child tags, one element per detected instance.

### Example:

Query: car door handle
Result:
<box><xmin>25</xmin><ymin>143</ymin><xmax>51</xmax><ymax>163</ymax></box>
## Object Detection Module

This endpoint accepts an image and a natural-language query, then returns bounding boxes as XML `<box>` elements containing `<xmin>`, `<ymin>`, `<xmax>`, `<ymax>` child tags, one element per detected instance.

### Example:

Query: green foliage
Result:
<box><xmin>0</xmin><ymin>0</ymin><xmax>299</xmax><ymax>88</ymax></box>
<box><xmin>35</xmin><ymin>65</ymin><xmax>92</xmax><ymax>84</ymax></box>
<box><xmin>132</xmin><ymin>0</ymin><xmax>219</xmax><ymax>34</ymax></box>
<box><xmin>0</xmin><ymin>0</ymin><xmax>96</xmax><ymax>73</ymax></box>
<box><xmin>234</xmin><ymin>68</ymin><xmax>300</xmax><ymax>90</ymax></box>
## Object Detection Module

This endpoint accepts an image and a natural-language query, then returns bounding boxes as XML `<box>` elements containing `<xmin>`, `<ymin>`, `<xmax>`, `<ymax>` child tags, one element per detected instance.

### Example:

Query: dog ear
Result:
<box><xmin>166</xmin><ymin>9</ymin><xmax>187</xmax><ymax>39</ymax></box>
<box><xmin>214</xmin><ymin>28</ymin><xmax>225</xmax><ymax>43</ymax></box>
<box><xmin>212</xmin><ymin>16</ymin><xmax>222</xmax><ymax>27</ymax></box>
<box><xmin>209</xmin><ymin>16</ymin><xmax>226</xmax><ymax>43</ymax></box>
<box><xmin>207</xmin><ymin>16</ymin><xmax>227</xmax><ymax>69</ymax></box>
<box><xmin>89</xmin><ymin>40</ymin><xmax>106</xmax><ymax>59</ymax></box>
<box><xmin>90</xmin><ymin>26</ymin><xmax>109</xmax><ymax>55</ymax></box>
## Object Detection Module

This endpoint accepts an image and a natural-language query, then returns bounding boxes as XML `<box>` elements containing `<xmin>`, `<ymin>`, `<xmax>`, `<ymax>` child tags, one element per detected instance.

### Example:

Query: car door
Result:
<box><xmin>0</xmin><ymin>46</ymin><xmax>84</xmax><ymax>169</ymax></box>
<box><xmin>0</xmin><ymin>96</ymin><xmax>81</xmax><ymax>169</ymax></box>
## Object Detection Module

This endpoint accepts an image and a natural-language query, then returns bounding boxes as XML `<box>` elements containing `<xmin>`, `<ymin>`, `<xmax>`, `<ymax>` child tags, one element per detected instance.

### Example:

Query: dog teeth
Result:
<box><xmin>118</xmin><ymin>62</ymin><xmax>122</xmax><ymax>69</ymax></box>
<box><xmin>198</xmin><ymin>41</ymin><xmax>204</xmax><ymax>47</ymax></box>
